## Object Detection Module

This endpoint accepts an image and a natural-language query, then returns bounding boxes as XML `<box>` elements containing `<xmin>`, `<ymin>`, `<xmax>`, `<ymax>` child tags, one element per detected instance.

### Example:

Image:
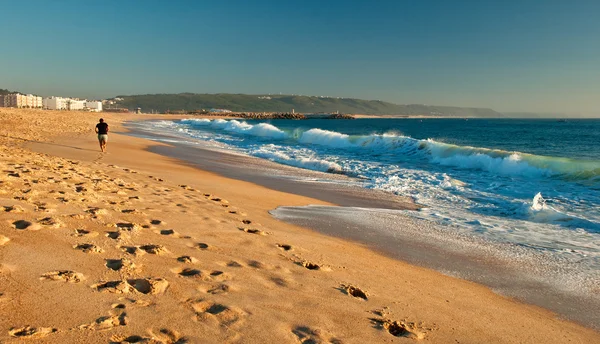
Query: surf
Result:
<box><xmin>180</xmin><ymin>119</ymin><xmax>600</xmax><ymax>182</ymax></box>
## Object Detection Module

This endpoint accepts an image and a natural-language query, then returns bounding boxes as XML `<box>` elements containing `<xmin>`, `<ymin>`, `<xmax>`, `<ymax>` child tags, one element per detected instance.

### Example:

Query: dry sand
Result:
<box><xmin>0</xmin><ymin>108</ymin><xmax>598</xmax><ymax>343</ymax></box>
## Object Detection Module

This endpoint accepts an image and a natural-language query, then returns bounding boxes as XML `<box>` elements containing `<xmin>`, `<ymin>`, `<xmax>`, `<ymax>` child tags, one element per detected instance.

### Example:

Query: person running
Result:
<box><xmin>95</xmin><ymin>118</ymin><xmax>109</xmax><ymax>152</ymax></box>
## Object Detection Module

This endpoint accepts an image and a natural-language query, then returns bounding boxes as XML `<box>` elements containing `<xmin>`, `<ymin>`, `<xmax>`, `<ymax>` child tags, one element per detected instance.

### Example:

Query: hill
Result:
<box><xmin>112</xmin><ymin>93</ymin><xmax>503</xmax><ymax>117</ymax></box>
<box><xmin>0</xmin><ymin>89</ymin><xmax>17</xmax><ymax>96</ymax></box>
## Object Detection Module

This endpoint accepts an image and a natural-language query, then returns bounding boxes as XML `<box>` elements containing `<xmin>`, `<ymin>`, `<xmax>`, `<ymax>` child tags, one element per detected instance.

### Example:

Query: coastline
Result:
<box><xmin>127</xmin><ymin>117</ymin><xmax>600</xmax><ymax>329</ymax></box>
<box><xmin>1</xmin><ymin>108</ymin><xmax>598</xmax><ymax>342</ymax></box>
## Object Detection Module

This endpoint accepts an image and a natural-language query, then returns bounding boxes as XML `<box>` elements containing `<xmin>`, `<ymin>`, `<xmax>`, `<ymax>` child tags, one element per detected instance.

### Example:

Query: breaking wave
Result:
<box><xmin>251</xmin><ymin>146</ymin><xmax>343</xmax><ymax>173</ymax></box>
<box><xmin>181</xmin><ymin>119</ymin><xmax>600</xmax><ymax>181</ymax></box>
<box><xmin>181</xmin><ymin>118</ymin><xmax>287</xmax><ymax>139</ymax></box>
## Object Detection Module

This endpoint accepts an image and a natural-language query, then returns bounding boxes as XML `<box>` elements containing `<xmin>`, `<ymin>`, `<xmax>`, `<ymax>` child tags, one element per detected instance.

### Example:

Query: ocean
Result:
<box><xmin>132</xmin><ymin>117</ymin><xmax>600</xmax><ymax>327</ymax></box>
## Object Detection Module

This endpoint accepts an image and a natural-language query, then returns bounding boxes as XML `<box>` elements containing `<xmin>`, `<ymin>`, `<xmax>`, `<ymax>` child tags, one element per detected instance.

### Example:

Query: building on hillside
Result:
<box><xmin>0</xmin><ymin>95</ymin><xmax>5</xmax><ymax>107</ymax></box>
<box><xmin>85</xmin><ymin>101</ymin><xmax>102</xmax><ymax>112</ymax></box>
<box><xmin>2</xmin><ymin>94</ymin><xmax>42</xmax><ymax>108</ymax></box>
<box><xmin>43</xmin><ymin>97</ymin><xmax>68</xmax><ymax>110</ymax></box>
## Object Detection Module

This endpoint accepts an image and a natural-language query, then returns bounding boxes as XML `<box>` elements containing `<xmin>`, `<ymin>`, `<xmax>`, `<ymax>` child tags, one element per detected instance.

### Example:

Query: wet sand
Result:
<box><xmin>1</xmin><ymin>108</ymin><xmax>598</xmax><ymax>343</ymax></box>
<box><xmin>128</xmin><ymin>119</ymin><xmax>600</xmax><ymax>329</ymax></box>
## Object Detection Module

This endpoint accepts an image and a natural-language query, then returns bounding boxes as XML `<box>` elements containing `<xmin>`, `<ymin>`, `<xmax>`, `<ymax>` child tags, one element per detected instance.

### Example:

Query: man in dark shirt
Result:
<box><xmin>95</xmin><ymin>118</ymin><xmax>109</xmax><ymax>152</ymax></box>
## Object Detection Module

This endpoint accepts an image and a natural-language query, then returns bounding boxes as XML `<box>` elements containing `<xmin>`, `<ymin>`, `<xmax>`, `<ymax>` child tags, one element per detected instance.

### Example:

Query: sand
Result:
<box><xmin>0</xmin><ymin>108</ymin><xmax>598</xmax><ymax>343</ymax></box>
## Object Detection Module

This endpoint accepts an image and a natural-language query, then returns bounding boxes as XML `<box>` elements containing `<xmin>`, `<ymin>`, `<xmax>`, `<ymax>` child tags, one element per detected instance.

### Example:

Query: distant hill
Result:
<box><xmin>0</xmin><ymin>89</ymin><xmax>17</xmax><ymax>96</ymax></box>
<box><xmin>112</xmin><ymin>93</ymin><xmax>503</xmax><ymax>117</ymax></box>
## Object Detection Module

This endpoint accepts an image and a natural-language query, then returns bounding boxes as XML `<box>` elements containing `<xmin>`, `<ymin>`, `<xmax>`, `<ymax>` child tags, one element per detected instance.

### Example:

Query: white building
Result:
<box><xmin>67</xmin><ymin>99</ymin><xmax>86</xmax><ymax>111</ymax></box>
<box><xmin>1</xmin><ymin>94</ymin><xmax>42</xmax><ymax>108</ymax></box>
<box><xmin>85</xmin><ymin>101</ymin><xmax>102</xmax><ymax>112</ymax></box>
<box><xmin>43</xmin><ymin>97</ymin><xmax>68</xmax><ymax>110</ymax></box>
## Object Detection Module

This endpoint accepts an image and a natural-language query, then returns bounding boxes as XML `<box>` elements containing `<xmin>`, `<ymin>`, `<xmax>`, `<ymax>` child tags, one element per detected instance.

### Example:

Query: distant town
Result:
<box><xmin>0</xmin><ymin>93</ymin><xmax>103</xmax><ymax>112</ymax></box>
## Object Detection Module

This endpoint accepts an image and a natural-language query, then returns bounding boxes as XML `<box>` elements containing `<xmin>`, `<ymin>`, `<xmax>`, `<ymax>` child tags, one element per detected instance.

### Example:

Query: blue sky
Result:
<box><xmin>1</xmin><ymin>0</ymin><xmax>599</xmax><ymax>114</ymax></box>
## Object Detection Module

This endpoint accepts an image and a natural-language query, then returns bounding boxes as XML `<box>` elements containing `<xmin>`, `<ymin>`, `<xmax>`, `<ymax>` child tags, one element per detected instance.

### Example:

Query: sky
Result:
<box><xmin>1</xmin><ymin>0</ymin><xmax>599</xmax><ymax>115</ymax></box>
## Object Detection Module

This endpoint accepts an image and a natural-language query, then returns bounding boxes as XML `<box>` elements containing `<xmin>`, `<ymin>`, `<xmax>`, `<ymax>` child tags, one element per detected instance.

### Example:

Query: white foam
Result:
<box><xmin>182</xmin><ymin>118</ymin><xmax>287</xmax><ymax>139</ymax></box>
<box><xmin>270</xmin><ymin>124</ymin><xmax>600</xmax><ymax>180</ymax></box>
<box><xmin>252</xmin><ymin>146</ymin><xmax>343</xmax><ymax>173</ymax></box>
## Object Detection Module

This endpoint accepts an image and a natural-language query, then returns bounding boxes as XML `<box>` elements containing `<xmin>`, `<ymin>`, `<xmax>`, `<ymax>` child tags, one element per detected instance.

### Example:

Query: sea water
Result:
<box><xmin>140</xmin><ymin>118</ymin><xmax>600</xmax><ymax>322</ymax></box>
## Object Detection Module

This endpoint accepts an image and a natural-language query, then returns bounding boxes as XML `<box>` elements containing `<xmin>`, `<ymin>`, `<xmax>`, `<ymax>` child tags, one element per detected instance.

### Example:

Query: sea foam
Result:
<box><xmin>181</xmin><ymin>119</ymin><xmax>600</xmax><ymax>181</ymax></box>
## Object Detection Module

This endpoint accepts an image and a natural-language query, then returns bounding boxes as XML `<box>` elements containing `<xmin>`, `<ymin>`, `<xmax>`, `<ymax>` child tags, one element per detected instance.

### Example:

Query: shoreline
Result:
<box><xmin>127</xmin><ymin>117</ymin><xmax>600</xmax><ymax>329</ymax></box>
<box><xmin>1</xmin><ymin>108</ymin><xmax>598</xmax><ymax>342</ymax></box>
<box><xmin>125</xmin><ymin>120</ymin><xmax>420</xmax><ymax>211</ymax></box>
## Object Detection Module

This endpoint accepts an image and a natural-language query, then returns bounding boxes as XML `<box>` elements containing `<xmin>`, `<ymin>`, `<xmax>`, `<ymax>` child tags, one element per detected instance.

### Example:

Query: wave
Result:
<box><xmin>179</xmin><ymin>119</ymin><xmax>600</xmax><ymax>181</ymax></box>
<box><xmin>297</xmin><ymin>129</ymin><xmax>600</xmax><ymax>181</ymax></box>
<box><xmin>523</xmin><ymin>193</ymin><xmax>600</xmax><ymax>232</ymax></box>
<box><xmin>181</xmin><ymin>119</ymin><xmax>287</xmax><ymax>139</ymax></box>
<box><xmin>251</xmin><ymin>146</ymin><xmax>343</xmax><ymax>173</ymax></box>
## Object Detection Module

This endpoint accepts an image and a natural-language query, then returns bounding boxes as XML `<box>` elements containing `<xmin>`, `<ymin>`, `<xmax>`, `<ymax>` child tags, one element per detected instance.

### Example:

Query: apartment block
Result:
<box><xmin>43</xmin><ymin>97</ymin><xmax>68</xmax><ymax>110</ymax></box>
<box><xmin>85</xmin><ymin>101</ymin><xmax>102</xmax><ymax>112</ymax></box>
<box><xmin>1</xmin><ymin>94</ymin><xmax>42</xmax><ymax>108</ymax></box>
<box><xmin>67</xmin><ymin>99</ymin><xmax>86</xmax><ymax>111</ymax></box>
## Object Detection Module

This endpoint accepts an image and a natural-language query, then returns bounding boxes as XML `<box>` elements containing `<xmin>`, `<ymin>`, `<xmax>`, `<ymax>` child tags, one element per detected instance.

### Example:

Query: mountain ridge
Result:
<box><xmin>112</xmin><ymin>93</ymin><xmax>503</xmax><ymax>117</ymax></box>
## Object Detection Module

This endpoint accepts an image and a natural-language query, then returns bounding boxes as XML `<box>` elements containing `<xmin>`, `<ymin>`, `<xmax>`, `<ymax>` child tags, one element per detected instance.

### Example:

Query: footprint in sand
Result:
<box><xmin>176</xmin><ymin>255</ymin><xmax>198</xmax><ymax>264</ymax></box>
<box><xmin>300</xmin><ymin>261</ymin><xmax>322</xmax><ymax>270</ymax></box>
<box><xmin>115</xmin><ymin>222</ymin><xmax>141</xmax><ymax>231</ymax></box>
<box><xmin>292</xmin><ymin>326</ymin><xmax>342</xmax><ymax>344</ymax></box>
<box><xmin>194</xmin><ymin>243</ymin><xmax>211</xmax><ymax>250</ymax></box>
<box><xmin>226</xmin><ymin>261</ymin><xmax>243</xmax><ymax>268</ymax></box>
<box><xmin>106</xmin><ymin>231</ymin><xmax>128</xmax><ymax>240</ymax></box>
<box><xmin>86</xmin><ymin>207</ymin><xmax>108</xmax><ymax>216</ymax></box>
<box><xmin>72</xmin><ymin>229</ymin><xmax>99</xmax><ymax>238</ymax></box>
<box><xmin>8</xmin><ymin>326</ymin><xmax>57</xmax><ymax>338</ymax></box>
<box><xmin>121</xmin><ymin>209</ymin><xmax>145</xmax><ymax>215</ymax></box>
<box><xmin>40</xmin><ymin>270</ymin><xmax>84</xmax><ymax>283</ymax></box>
<box><xmin>93</xmin><ymin>281</ymin><xmax>134</xmax><ymax>294</ymax></box>
<box><xmin>128</xmin><ymin>278</ymin><xmax>169</xmax><ymax>294</ymax></box>
<box><xmin>207</xmin><ymin>270</ymin><xmax>228</xmax><ymax>282</ymax></box>
<box><xmin>106</xmin><ymin>258</ymin><xmax>136</xmax><ymax>272</ymax></box>
<box><xmin>3</xmin><ymin>205</ymin><xmax>25</xmax><ymax>213</ymax></box>
<box><xmin>247</xmin><ymin>260</ymin><xmax>267</xmax><ymax>269</ymax></box>
<box><xmin>187</xmin><ymin>299</ymin><xmax>246</xmax><ymax>327</ymax></box>
<box><xmin>139</xmin><ymin>244</ymin><xmax>169</xmax><ymax>255</ymax></box>
<box><xmin>74</xmin><ymin>243</ymin><xmax>104</xmax><ymax>254</ymax></box>
<box><xmin>172</xmin><ymin>268</ymin><xmax>227</xmax><ymax>281</ymax></box>
<box><xmin>110</xmin><ymin>329</ymin><xmax>187</xmax><ymax>344</ymax></box>
<box><xmin>174</xmin><ymin>268</ymin><xmax>203</xmax><ymax>277</ymax></box>
<box><xmin>158</xmin><ymin>229</ymin><xmax>191</xmax><ymax>239</ymax></box>
<box><xmin>210</xmin><ymin>197</ymin><xmax>229</xmax><ymax>207</ymax></box>
<box><xmin>119</xmin><ymin>246</ymin><xmax>145</xmax><ymax>256</ymax></box>
<box><xmin>93</xmin><ymin>278</ymin><xmax>169</xmax><ymax>295</ymax></box>
<box><xmin>277</xmin><ymin>244</ymin><xmax>293</xmax><ymax>251</ymax></box>
<box><xmin>12</xmin><ymin>220</ymin><xmax>41</xmax><ymax>231</ymax></box>
<box><xmin>339</xmin><ymin>284</ymin><xmax>368</xmax><ymax>300</ymax></box>
<box><xmin>78</xmin><ymin>313</ymin><xmax>127</xmax><ymax>331</ymax></box>
<box><xmin>198</xmin><ymin>283</ymin><xmax>231</xmax><ymax>295</ymax></box>
<box><xmin>238</xmin><ymin>227</ymin><xmax>268</xmax><ymax>235</ymax></box>
<box><xmin>37</xmin><ymin>217</ymin><xmax>63</xmax><ymax>228</ymax></box>
<box><xmin>370</xmin><ymin>318</ymin><xmax>427</xmax><ymax>340</ymax></box>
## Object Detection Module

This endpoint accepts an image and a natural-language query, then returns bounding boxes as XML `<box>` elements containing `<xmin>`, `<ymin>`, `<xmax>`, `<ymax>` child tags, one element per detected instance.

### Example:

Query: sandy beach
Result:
<box><xmin>1</xmin><ymin>108</ymin><xmax>598</xmax><ymax>343</ymax></box>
